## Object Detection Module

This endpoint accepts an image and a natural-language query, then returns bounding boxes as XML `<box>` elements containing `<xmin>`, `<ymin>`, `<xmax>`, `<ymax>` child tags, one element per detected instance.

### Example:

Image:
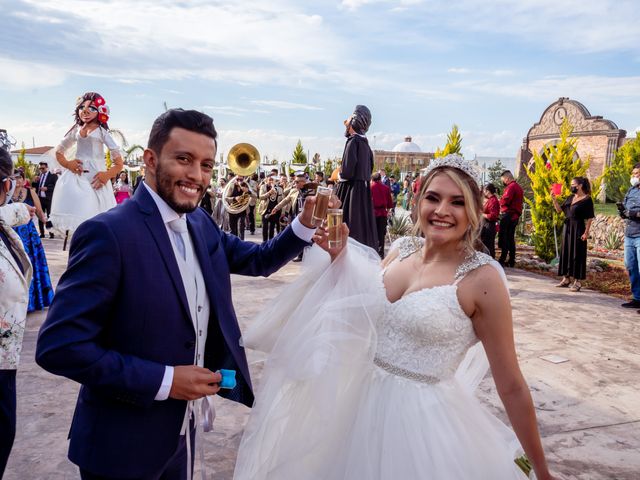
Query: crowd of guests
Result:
<box><xmin>203</xmin><ymin>166</ymin><xmax>529</xmax><ymax>266</ymax></box>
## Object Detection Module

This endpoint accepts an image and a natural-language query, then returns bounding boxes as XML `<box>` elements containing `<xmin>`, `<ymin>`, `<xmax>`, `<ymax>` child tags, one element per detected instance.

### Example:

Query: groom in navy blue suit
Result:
<box><xmin>36</xmin><ymin>109</ymin><xmax>318</xmax><ymax>479</ymax></box>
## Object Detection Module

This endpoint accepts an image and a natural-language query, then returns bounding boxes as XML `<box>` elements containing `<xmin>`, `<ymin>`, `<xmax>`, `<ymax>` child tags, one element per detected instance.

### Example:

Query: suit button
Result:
<box><xmin>184</xmin><ymin>341</ymin><xmax>195</xmax><ymax>349</ymax></box>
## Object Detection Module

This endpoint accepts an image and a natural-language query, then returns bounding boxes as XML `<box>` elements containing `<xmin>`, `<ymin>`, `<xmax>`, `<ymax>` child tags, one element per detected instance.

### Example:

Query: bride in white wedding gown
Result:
<box><xmin>234</xmin><ymin>155</ymin><xmax>557</xmax><ymax>480</ymax></box>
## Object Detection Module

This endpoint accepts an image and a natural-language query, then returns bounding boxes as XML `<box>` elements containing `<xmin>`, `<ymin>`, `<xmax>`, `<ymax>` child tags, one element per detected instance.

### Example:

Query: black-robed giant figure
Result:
<box><xmin>335</xmin><ymin>105</ymin><xmax>378</xmax><ymax>250</ymax></box>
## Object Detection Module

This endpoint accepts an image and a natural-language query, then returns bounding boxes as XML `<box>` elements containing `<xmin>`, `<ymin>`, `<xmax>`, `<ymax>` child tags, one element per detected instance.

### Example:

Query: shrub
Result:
<box><xmin>525</xmin><ymin>119</ymin><xmax>590</xmax><ymax>262</ymax></box>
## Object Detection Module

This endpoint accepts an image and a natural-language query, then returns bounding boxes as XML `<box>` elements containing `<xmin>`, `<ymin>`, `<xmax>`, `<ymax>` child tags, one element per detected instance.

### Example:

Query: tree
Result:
<box><xmin>323</xmin><ymin>159</ymin><xmax>334</xmax><ymax>179</ymax></box>
<box><xmin>596</xmin><ymin>131</ymin><xmax>640</xmax><ymax>202</ymax></box>
<box><xmin>486</xmin><ymin>160</ymin><xmax>507</xmax><ymax>194</ymax></box>
<box><xmin>291</xmin><ymin>140</ymin><xmax>307</xmax><ymax>164</ymax></box>
<box><xmin>435</xmin><ymin>124</ymin><xmax>462</xmax><ymax>158</ymax></box>
<box><xmin>14</xmin><ymin>143</ymin><xmax>37</xmax><ymax>180</ymax></box>
<box><xmin>125</xmin><ymin>145</ymin><xmax>144</xmax><ymax>164</ymax></box>
<box><xmin>104</xmin><ymin>127</ymin><xmax>129</xmax><ymax>170</ymax></box>
<box><xmin>525</xmin><ymin>118</ymin><xmax>590</xmax><ymax>262</ymax></box>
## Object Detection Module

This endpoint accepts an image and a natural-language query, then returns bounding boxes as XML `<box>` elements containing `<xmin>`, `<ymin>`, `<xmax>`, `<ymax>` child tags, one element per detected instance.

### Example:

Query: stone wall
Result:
<box><xmin>590</xmin><ymin>214</ymin><xmax>624</xmax><ymax>250</ymax></box>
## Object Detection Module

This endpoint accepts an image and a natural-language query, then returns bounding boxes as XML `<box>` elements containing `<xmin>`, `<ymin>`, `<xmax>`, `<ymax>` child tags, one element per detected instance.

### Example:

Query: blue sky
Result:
<box><xmin>1</xmin><ymin>0</ymin><xmax>638</xmax><ymax>164</ymax></box>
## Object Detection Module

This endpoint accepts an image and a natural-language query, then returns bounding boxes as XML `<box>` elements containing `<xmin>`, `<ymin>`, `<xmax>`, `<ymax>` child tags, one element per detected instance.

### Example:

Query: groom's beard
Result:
<box><xmin>155</xmin><ymin>163</ymin><xmax>205</xmax><ymax>214</ymax></box>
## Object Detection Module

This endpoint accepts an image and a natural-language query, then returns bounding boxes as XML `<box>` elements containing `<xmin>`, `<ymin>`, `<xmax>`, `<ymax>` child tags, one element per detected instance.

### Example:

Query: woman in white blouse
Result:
<box><xmin>0</xmin><ymin>148</ymin><xmax>33</xmax><ymax>477</ymax></box>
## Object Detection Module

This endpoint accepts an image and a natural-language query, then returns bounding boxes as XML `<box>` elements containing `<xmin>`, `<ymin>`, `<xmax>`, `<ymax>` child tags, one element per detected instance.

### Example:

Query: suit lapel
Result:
<box><xmin>136</xmin><ymin>188</ymin><xmax>192</xmax><ymax>323</ymax></box>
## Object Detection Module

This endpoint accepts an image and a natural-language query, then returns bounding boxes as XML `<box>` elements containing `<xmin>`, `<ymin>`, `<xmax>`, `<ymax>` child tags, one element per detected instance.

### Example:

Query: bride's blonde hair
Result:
<box><xmin>412</xmin><ymin>166</ymin><xmax>483</xmax><ymax>254</ymax></box>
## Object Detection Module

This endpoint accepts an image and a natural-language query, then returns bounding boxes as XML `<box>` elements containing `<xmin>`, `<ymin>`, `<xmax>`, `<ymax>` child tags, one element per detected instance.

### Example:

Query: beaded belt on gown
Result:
<box><xmin>373</xmin><ymin>356</ymin><xmax>440</xmax><ymax>384</ymax></box>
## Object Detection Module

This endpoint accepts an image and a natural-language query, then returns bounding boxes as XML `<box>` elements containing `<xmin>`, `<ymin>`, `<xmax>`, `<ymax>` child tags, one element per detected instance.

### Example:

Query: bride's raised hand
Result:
<box><xmin>313</xmin><ymin>222</ymin><xmax>349</xmax><ymax>261</ymax></box>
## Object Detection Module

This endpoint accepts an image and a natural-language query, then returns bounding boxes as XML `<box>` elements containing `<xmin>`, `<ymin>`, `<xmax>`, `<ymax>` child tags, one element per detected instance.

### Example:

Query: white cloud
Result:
<box><xmin>19</xmin><ymin>0</ymin><xmax>346</xmax><ymax>88</ymax></box>
<box><xmin>5</xmin><ymin>121</ymin><xmax>67</xmax><ymax>149</ymax></box>
<box><xmin>340</xmin><ymin>0</ymin><xmax>423</xmax><ymax>11</ymax></box>
<box><xmin>216</xmin><ymin>128</ymin><xmax>345</xmax><ymax>162</ymax></box>
<box><xmin>250</xmin><ymin>100</ymin><xmax>323</xmax><ymax>110</ymax></box>
<box><xmin>490</xmin><ymin>70</ymin><xmax>515</xmax><ymax>77</ymax></box>
<box><xmin>456</xmin><ymin>75</ymin><xmax>640</xmax><ymax>101</ymax></box>
<box><xmin>0</xmin><ymin>57</ymin><xmax>67</xmax><ymax>90</ymax></box>
<box><xmin>448</xmin><ymin>68</ymin><xmax>470</xmax><ymax>74</ymax></box>
<box><xmin>201</xmin><ymin>105</ymin><xmax>271</xmax><ymax>117</ymax></box>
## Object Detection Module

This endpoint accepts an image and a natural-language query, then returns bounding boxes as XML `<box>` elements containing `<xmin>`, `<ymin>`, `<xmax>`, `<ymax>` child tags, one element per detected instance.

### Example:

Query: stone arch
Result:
<box><xmin>517</xmin><ymin>97</ymin><xmax>626</xmax><ymax>180</ymax></box>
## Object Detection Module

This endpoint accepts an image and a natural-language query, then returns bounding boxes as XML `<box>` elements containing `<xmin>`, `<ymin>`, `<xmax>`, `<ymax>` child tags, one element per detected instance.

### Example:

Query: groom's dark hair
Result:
<box><xmin>147</xmin><ymin>109</ymin><xmax>218</xmax><ymax>155</ymax></box>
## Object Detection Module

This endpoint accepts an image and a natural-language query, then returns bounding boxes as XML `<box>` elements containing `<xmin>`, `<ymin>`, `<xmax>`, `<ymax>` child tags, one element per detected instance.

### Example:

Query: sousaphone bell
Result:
<box><xmin>222</xmin><ymin>143</ymin><xmax>260</xmax><ymax>214</ymax></box>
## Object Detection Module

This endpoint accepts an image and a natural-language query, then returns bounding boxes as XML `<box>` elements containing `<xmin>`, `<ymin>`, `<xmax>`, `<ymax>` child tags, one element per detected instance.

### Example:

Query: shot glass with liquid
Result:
<box><xmin>327</xmin><ymin>208</ymin><xmax>343</xmax><ymax>249</ymax></box>
<box><xmin>312</xmin><ymin>186</ymin><xmax>332</xmax><ymax>226</ymax></box>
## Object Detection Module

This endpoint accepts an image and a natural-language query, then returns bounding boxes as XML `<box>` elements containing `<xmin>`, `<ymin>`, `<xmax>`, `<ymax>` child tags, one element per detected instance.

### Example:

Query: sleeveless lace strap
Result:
<box><xmin>382</xmin><ymin>236</ymin><xmax>424</xmax><ymax>278</ymax></box>
<box><xmin>389</xmin><ymin>236</ymin><xmax>424</xmax><ymax>261</ymax></box>
<box><xmin>453</xmin><ymin>251</ymin><xmax>494</xmax><ymax>285</ymax></box>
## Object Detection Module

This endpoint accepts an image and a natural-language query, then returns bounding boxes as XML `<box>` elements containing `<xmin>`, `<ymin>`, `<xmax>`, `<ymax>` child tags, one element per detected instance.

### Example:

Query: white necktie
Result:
<box><xmin>168</xmin><ymin>217</ymin><xmax>188</xmax><ymax>261</ymax></box>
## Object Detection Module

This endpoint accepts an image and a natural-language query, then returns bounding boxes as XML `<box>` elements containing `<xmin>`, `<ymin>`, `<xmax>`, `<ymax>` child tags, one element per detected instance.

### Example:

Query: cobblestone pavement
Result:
<box><xmin>5</xmin><ymin>234</ymin><xmax>640</xmax><ymax>479</ymax></box>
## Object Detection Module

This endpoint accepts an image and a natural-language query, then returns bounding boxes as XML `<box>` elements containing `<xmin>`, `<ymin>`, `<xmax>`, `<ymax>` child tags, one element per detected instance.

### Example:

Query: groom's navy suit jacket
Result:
<box><xmin>36</xmin><ymin>184</ymin><xmax>309</xmax><ymax>478</ymax></box>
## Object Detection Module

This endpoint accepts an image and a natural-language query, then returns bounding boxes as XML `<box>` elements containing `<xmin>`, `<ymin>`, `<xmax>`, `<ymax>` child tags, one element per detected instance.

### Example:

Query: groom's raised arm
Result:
<box><xmin>35</xmin><ymin>218</ymin><xmax>165</xmax><ymax>408</ymax></box>
<box><xmin>221</xmin><ymin>217</ymin><xmax>313</xmax><ymax>276</ymax></box>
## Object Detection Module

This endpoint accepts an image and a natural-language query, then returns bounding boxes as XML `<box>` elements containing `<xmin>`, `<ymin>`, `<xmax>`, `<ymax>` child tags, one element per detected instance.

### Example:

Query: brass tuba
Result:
<box><xmin>227</xmin><ymin>143</ymin><xmax>260</xmax><ymax>176</ymax></box>
<box><xmin>221</xmin><ymin>143</ymin><xmax>260</xmax><ymax>214</ymax></box>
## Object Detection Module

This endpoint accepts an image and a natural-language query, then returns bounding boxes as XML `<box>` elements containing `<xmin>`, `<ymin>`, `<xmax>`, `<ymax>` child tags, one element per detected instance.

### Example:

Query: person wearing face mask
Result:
<box><xmin>618</xmin><ymin>163</ymin><xmax>640</xmax><ymax>309</ymax></box>
<box><xmin>0</xmin><ymin>148</ymin><xmax>33</xmax><ymax>477</ymax></box>
<box><xmin>551</xmin><ymin>177</ymin><xmax>595</xmax><ymax>292</ymax></box>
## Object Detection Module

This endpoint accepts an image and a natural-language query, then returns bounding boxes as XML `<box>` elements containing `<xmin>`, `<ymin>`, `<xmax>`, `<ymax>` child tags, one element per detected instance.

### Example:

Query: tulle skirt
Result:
<box><xmin>233</xmin><ymin>241</ymin><xmax>526</xmax><ymax>480</ymax></box>
<box><xmin>13</xmin><ymin>220</ymin><xmax>54</xmax><ymax>312</ymax></box>
<box><xmin>49</xmin><ymin>170</ymin><xmax>116</xmax><ymax>232</ymax></box>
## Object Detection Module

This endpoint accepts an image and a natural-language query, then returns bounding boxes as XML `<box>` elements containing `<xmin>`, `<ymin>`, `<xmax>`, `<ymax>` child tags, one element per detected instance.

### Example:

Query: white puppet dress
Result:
<box><xmin>49</xmin><ymin>125</ymin><xmax>120</xmax><ymax>233</ymax></box>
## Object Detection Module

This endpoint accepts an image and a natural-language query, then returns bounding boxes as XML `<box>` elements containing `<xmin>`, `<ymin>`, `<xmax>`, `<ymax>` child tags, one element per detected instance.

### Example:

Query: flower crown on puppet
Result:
<box><xmin>422</xmin><ymin>154</ymin><xmax>482</xmax><ymax>187</ymax></box>
<box><xmin>75</xmin><ymin>93</ymin><xmax>110</xmax><ymax>124</ymax></box>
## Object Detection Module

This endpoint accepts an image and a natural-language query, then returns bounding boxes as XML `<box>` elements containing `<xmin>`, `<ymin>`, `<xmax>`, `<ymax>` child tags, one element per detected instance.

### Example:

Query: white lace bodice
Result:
<box><xmin>57</xmin><ymin>126</ymin><xmax>121</xmax><ymax>179</ymax></box>
<box><xmin>374</xmin><ymin>237</ymin><xmax>494</xmax><ymax>383</ymax></box>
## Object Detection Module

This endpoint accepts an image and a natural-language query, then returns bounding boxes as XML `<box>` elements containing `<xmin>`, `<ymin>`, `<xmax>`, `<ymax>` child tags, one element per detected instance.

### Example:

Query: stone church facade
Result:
<box><xmin>516</xmin><ymin>97</ymin><xmax>627</xmax><ymax>179</ymax></box>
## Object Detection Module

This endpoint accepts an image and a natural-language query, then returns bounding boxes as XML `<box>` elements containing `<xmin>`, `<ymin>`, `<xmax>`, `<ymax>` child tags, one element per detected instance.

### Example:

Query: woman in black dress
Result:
<box><xmin>335</xmin><ymin>105</ymin><xmax>378</xmax><ymax>250</ymax></box>
<box><xmin>551</xmin><ymin>176</ymin><xmax>595</xmax><ymax>292</ymax></box>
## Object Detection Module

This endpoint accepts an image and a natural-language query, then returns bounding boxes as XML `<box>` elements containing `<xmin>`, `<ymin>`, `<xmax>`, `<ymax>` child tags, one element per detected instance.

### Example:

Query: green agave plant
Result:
<box><xmin>387</xmin><ymin>214</ymin><xmax>413</xmax><ymax>241</ymax></box>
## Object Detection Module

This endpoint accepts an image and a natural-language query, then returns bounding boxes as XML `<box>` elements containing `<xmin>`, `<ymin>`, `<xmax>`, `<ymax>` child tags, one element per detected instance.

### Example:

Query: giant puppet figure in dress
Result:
<box><xmin>50</xmin><ymin>92</ymin><xmax>123</xmax><ymax>236</ymax></box>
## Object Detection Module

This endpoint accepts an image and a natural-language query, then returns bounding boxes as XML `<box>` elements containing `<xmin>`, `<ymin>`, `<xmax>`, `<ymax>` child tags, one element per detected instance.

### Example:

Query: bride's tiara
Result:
<box><xmin>422</xmin><ymin>154</ymin><xmax>482</xmax><ymax>187</ymax></box>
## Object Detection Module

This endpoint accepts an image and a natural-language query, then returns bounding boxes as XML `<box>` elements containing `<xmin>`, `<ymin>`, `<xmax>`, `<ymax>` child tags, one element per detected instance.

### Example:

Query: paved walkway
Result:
<box><xmin>5</xmin><ymin>235</ymin><xmax>640</xmax><ymax>480</ymax></box>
